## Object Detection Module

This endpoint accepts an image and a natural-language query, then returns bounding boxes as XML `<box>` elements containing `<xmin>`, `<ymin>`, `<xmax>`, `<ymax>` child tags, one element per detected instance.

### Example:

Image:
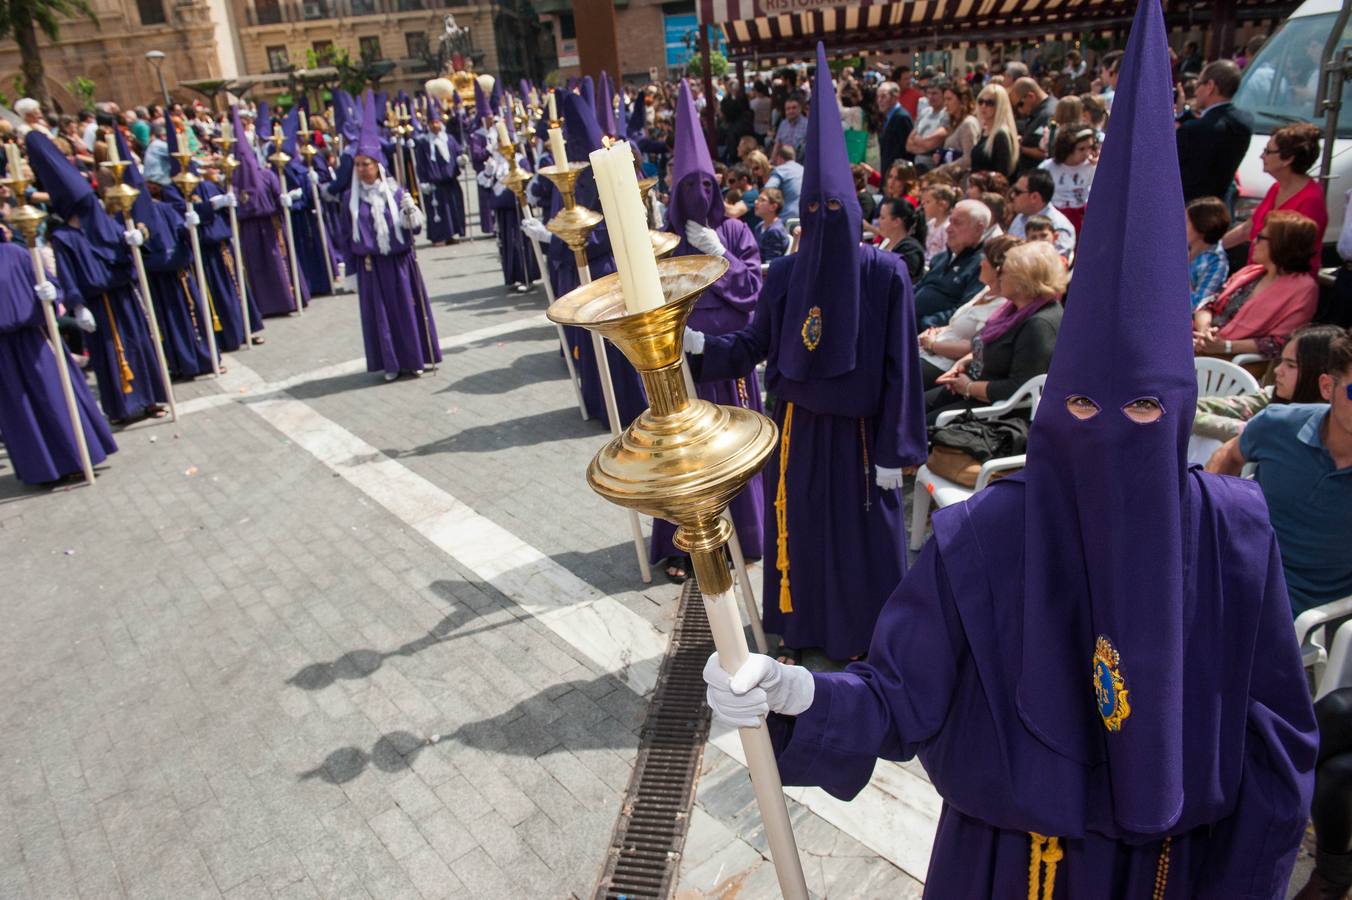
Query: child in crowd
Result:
<box><xmin>752</xmin><ymin>187</ymin><xmax>790</xmax><ymax>261</ymax></box>
<box><xmin>1039</xmin><ymin>125</ymin><xmax>1096</xmax><ymax>234</ymax></box>
<box><xmin>1023</xmin><ymin>214</ymin><xmax>1057</xmax><ymax>246</ymax></box>
<box><xmin>1185</xmin><ymin>196</ymin><xmax>1231</xmax><ymax>308</ymax></box>
<box><xmin>922</xmin><ymin>183</ymin><xmax>961</xmax><ymax>264</ymax></box>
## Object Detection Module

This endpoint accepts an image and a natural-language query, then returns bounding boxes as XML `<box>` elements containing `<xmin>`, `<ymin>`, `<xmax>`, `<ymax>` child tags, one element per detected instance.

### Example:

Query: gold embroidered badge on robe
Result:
<box><xmin>801</xmin><ymin>306</ymin><xmax>823</xmax><ymax>351</ymax></box>
<box><xmin>1093</xmin><ymin>635</ymin><xmax>1131</xmax><ymax>732</ymax></box>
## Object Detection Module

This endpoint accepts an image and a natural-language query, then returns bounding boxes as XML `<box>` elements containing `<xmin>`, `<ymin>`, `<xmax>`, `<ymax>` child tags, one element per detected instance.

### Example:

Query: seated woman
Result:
<box><xmin>926</xmin><ymin>240</ymin><xmax>1065</xmax><ymax>425</ymax></box>
<box><xmin>1193</xmin><ymin>323</ymin><xmax>1342</xmax><ymax>441</ymax></box>
<box><xmin>918</xmin><ymin>234</ymin><xmax>1022</xmax><ymax>390</ymax></box>
<box><xmin>1194</xmin><ymin>210</ymin><xmax>1320</xmax><ymax>360</ymax></box>
<box><xmin>874</xmin><ymin>196</ymin><xmax>926</xmax><ymax>282</ymax></box>
<box><xmin>1220</xmin><ymin>122</ymin><xmax>1327</xmax><ymax>275</ymax></box>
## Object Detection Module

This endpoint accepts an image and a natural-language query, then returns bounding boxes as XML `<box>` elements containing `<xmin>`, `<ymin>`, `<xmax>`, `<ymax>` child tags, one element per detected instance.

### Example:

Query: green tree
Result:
<box><xmin>686</xmin><ymin>50</ymin><xmax>729</xmax><ymax>79</ymax></box>
<box><xmin>0</xmin><ymin>0</ymin><xmax>99</xmax><ymax>111</ymax></box>
<box><xmin>66</xmin><ymin>74</ymin><xmax>95</xmax><ymax>110</ymax></box>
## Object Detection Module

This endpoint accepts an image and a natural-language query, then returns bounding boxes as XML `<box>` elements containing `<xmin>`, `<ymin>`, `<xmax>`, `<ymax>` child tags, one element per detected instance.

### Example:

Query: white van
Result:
<box><xmin>1231</xmin><ymin>0</ymin><xmax>1349</xmax><ymax>261</ymax></box>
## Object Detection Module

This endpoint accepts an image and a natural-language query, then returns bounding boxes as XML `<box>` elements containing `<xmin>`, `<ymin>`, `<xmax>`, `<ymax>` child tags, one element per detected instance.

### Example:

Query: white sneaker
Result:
<box><xmin>384</xmin><ymin>372</ymin><xmax>398</xmax><ymax>382</ymax></box>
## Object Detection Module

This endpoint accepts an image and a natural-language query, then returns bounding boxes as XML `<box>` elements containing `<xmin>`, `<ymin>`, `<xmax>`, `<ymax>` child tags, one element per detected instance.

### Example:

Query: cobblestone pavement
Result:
<box><xmin>0</xmin><ymin>237</ymin><xmax>931</xmax><ymax>900</ymax></box>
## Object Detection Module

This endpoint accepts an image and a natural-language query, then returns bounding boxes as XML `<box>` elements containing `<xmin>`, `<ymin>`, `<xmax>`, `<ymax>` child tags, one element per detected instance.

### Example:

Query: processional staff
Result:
<box><xmin>101</xmin><ymin>134</ymin><xmax>179</xmax><ymax>422</ymax></box>
<box><xmin>215</xmin><ymin>125</ymin><xmax>254</xmax><ymax>348</ymax></box>
<box><xmin>3</xmin><ymin>146</ymin><xmax>95</xmax><ymax>484</ymax></box>
<box><xmin>296</xmin><ymin>110</ymin><xmax>338</xmax><ymax>289</ymax></box>
<box><xmin>170</xmin><ymin>135</ymin><xmax>222</xmax><ymax>377</ymax></box>
<box><xmin>268</xmin><ymin>147</ymin><xmax>305</xmax><ymax>317</ymax></box>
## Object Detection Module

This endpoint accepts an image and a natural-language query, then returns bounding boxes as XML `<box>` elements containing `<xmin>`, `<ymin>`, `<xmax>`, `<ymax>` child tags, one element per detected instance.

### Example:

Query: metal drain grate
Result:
<box><xmin>595</xmin><ymin>578</ymin><xmax>715</xmax><ymax>900</ymax></box>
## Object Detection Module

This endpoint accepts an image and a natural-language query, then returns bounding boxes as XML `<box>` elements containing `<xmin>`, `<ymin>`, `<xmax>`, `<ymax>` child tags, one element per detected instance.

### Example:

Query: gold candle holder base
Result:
<box><xmin>540</xmin><ymin>162</ymin><xmax>602</xmax><ymax>253</ymax></box>
<box><xmin>545</xmin><ymin>254</ymin><xmax>775</xmax><ymax>594</ymax></box>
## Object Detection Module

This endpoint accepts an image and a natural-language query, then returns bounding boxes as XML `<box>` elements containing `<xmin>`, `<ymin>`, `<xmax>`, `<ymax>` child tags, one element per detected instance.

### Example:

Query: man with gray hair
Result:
<box><xmin>911</xmin><ymin>198</ymin><xmax>990</xmax><ymax>327</ymax></box>
<box><xmin>14</xmin><ymin>98</ymin><xmax>49</xmax><ymax>136</ymax></box>
<box><xmin>875</xmin><ymin>80</ymin><xmax>912</xmax><ymax>177</ymax></box>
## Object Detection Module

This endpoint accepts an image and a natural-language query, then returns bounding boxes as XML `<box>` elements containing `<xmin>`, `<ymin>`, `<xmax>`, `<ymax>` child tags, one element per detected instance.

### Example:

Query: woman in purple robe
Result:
<box><xmin>705</xmin><ymin>19</ymin><xmax>1317</xmax><ymax>898</ymax></box>
<box><xmin>0</xmin><ymin>242</ymin><xmax>116</xmax><ymax>483</ymax></box>
<box><xmin>25</xmin><ymin>132</ymin><xmax>166</xmax><ymax>423</ymax></box>
<box><xmin>689</xmin><ymin>47</ymin><xmax>927</xmax><ymax>663</ymax></box>
<box><xmin>414</xmin><ymin>102</ymin><xmax>466</xmax><ymax>245</ymax></box>
<box><xmin>230</xmin><ymin>106</ymin><xmax>308</xmax><ymax>318</ymax></box>
<box><xmin>649</xmin><ymin>80</ymin><xmax>765</xmax><ymax>581</ymax></box>
<box><xmin>339</xmin><ymin>90</ymin><xmax>441</xmax><ymax>381</ymax></box>
<box><xmin>525</xmin><ymin>91</ymin><xmax>647</xmax><ymax>432</ymax></box>
<box><xmin>477</xmin><ymin>122</ymin><xmax>540</xmax><ymax>293</ymax></box>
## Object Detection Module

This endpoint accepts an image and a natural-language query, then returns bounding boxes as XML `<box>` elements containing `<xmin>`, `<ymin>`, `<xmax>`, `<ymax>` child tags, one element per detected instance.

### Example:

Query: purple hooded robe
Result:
<box><xmin>413</xmin><ymin>101</ymin><xmax>467</xmax><ymax>242</ymax></box>
<box><xmin>697</xmin><ymin>45</ymin><xmax>926</xmax><ymax>659</ymax></box>
<box><xmin>764</xmin><ymin>13</ymin><xmax>1316</xmax><ymax>897</ymax></box>
<box><xmin>230</xmin><ymin>106</ymin><xmax>308</xmax><ymax>317</ymax></box>
<box><xmin>0</xmin><ymin>242</ymin><xmax>116</xmax><ymax>483</ymax></box>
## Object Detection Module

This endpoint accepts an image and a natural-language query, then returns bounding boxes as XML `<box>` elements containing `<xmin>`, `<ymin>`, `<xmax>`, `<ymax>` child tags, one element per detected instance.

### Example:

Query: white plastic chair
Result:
<box><xmin>1317</xmin><ymin>617</ymin><xmax>1352</xmax><ymax>700</ymax></box>
<box><xmin>910</xmin><ymin>375</ymin><xmax>1047</xmax><ymax>550</ymax></box>
<box><xmin>1295</xmin><ymin>595</ymin><xmax>1352</xmax><ymax>697</ymax></box>
<box><xmin>1195</xmin><ymin>357</ymin><xmax>1261</xmax><ymax>397</ymax></box>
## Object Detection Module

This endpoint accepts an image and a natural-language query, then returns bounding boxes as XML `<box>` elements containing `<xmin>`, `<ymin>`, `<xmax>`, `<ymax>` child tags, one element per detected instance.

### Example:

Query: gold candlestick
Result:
<box><xmin>499</xmin><ymin>139</ymin><xmax>531</xmax><ymax>210</ymax></box>
<box><xmin>539</xmin><ymin>162</ymin><xmax>602</xmax><ymax>259</ymax></box>
<box><xmin>546</xmin><ymin>254</ymin><xmax>806</xmax><ymax>898</ymax></box>
<box><xmin>637</xmin><ymin>176</ymin><xmax>679</xmax><ymax>259</ymax></box>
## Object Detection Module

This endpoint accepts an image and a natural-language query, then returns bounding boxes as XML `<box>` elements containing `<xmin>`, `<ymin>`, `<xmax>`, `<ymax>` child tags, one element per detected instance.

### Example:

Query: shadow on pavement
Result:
<box><xmin>381</xmin><ymin>406</ymin><xmax>600</xmax><ymax>456</ymax></box>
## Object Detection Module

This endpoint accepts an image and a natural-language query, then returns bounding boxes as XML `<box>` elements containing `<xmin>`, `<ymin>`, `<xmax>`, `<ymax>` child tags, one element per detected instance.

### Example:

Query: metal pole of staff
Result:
<box><xmin>527</xmin><ymin>229</ymin><xmax>586</xmax><ymax>419</ymax></box>
<box><xmin>5</xmin><ymin>189</ymin><xmax>96</xmax><ymax>484</ymax></box>
<box><xmin>298</xmin><ymin>133</ymin><xmax>338</xmax><ymax>289</ymax></box>
<box><xmin>172</xmin><ymin>157</ymin><xmax>222</xmax><ymax>377</ymax></box>
<box><xmin>269</xmin><ymin>151</ymin><xmax>306</xmax><ymax>317</ymax></box>
<box><xmin>577</xmin><ymin>253</ymin><xmax>652</xmax><ymax>585</ymax></box>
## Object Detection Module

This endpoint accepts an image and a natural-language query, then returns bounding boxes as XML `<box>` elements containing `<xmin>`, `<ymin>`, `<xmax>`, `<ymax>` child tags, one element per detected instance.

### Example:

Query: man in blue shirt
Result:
<box><xmin>1209</xmin><ymin>331</ymin><xmax>1352</xmax><ymax>615</ymax></box>
<box><xmin>764</xmin><ymin>144</ymin><xmax>803</xmax><ymax>220</ymax></box>
<box><xmin>912</xmin><ymin>199</ymin><xmax>989</xmax><ymax>327</ymax></box>
<box><xmin>771</xmin><ymin>93</ymin><xmax>809</xmax><ymax>163</ymax></box>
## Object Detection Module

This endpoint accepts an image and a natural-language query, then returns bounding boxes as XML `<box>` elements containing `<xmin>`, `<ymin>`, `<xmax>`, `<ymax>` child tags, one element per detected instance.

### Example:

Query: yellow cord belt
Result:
<box><xmin>1027</xmin><ymin>833</ymin><xmax>1062</xmax><ymax>900</ymax></box>
<box><xmin>102</xmin><ymin>294</ymin><xmax>135</xmax><ymax>394</ymax></box>
<box><xmin>775</xmin><ymin>402</ymin><xmax>794</xmax><ymax>614</ymax></box>
<box><xmin>1153</xmin><ymin>837</ymin><xmax>1172</xmax><ymax>900</ymax></box>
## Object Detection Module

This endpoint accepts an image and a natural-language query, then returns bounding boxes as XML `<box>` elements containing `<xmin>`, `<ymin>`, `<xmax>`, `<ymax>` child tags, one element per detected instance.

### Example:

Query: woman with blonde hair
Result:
<box><xmin>969</xmin><ymin>83</ymin><xmax>1017</xmax><ymax>177</ymax></box>
<box><xmin>928</xmin><ymin>240</ymin><xmax>1065</xmax><ymax>423</ymax></box>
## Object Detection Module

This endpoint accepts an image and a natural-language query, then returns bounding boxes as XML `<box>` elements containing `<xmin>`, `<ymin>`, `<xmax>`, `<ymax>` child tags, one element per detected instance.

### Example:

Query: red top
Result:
<box><xmin>898</xmin><ymin>87</ymin><xmax>923</xmax><ymax>119</ymax></box>
<box><xmin>1247</xmin><ymin>178</ymin><xmax>1329</xmax><ymax>274</ymax></box>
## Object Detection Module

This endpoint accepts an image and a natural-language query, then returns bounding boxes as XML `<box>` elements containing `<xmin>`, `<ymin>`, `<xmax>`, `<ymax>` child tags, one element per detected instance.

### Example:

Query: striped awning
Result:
<box><xmin>699</xmin><ymin>0</ymin><xmax>1296</xmax><ymax>61</ymax></box>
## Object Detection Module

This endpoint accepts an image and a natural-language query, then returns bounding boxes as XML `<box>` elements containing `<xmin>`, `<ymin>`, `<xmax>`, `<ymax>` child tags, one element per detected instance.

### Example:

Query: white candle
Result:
<box><xmin>299</xmin><ymin>108</ymin><xmax>308</xmax><ymax>134</ymax></box>
<box><xmin>221</xmin><ymin>118</ymin><xmax>234</xmax><ymax>142</ymax></box>
<box><xmin>106</xmin><ymin>133</ymin><xmax>120</xmax><ymax>165</ymax></box>
<box><xmin>548</xmin><ymin>127</ymin><xmax>568</xmax><ymax>168</ymax></box>
<box><xmin>589</xmin><ymin>141</ymin><xmax>663</xmax><ymax>314</ymax></box>
<box><xmin>6</xmin><ymin>142</ymin><xmax>21</xmax><ymax>180</ymax></box>
<box><xmin>548</xmin><ymin>90</ymin><xmax>558</xmax><ymax>122</ymax></box>
<box><xmin>495</xmin><ymin>121</ymin><xmax>511</xmax><ymax>148</ymax></box>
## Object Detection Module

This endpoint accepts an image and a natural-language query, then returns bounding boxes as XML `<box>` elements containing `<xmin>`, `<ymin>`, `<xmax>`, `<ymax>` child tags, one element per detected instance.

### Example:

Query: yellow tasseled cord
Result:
<box><xmin>1028</xmin><ymin>833</ymin><xmax>1062</xmax><ymax>900</ymax></box>
<box><xmin>775</xmin><ymin>402</ymin><xmax>794</xmax><ymax>614</ymax></box>
<box><xmin>102</xmin><ymin>294</ymin><xmax>135</xmax><ymax>394</ymax></box>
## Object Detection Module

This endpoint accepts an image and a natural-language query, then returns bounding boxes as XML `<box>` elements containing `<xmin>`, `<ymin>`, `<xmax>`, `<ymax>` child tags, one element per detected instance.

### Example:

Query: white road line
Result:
<box><xmin>210</xmin><ymin>342</ymin><xmax>939</xmax><ymax>883</ymax></box>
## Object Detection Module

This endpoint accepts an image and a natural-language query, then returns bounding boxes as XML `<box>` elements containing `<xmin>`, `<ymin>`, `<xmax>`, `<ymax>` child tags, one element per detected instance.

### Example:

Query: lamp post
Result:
<box><xmin>145</xmin><ymin>51</ymin><xmax>171</xmax><ymax>108</ymax></box>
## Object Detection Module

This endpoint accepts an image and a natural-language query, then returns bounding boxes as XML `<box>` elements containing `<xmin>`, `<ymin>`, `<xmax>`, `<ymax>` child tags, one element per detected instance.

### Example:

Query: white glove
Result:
<box><xmin>457</xmin><ymin>154</ymin><xmax>470</xmax><ymax>168</ymax></box>
<box><xmin>683</xmin><ymin>327</ymin><xmax>705</xmax><ymax>355</ymax></box>
<box><xmin>406</xmin><ymin>139</ymin><xmax>416</xmax><ymax>150</ymax></box>
<box><xmin>123</xmin><ymin>229</ymin><xmax>144</xmax><ymax>247</ymax></box>
<box><xmin>308</xmin><ymin>169</ymin><xmax>320</xmax><ymax>185</ymax></box>
<box><xmin>420</xmin><ymin>182</ymin><xmax>434</xmax><ymax>195</ymax></box>
<box><xmin>223</xmin><ymin>191</ymin><xmax>238</xmax><ymax>208</ymax></box>
<box><xmin>284</xmin><ymin>188</ymin><xmax>304</xmax><ymax>204</ymax></box>
<box><xmin>209</xmin><ymin>193</ymin><xmax>230</xmax><ymax>210</ymax></box>
<box><xmin>183</xmin><ymin>209</ymin><xmax>200</xmax><ymax>228</ymax></box>
<box><xmin>521</xmin><ymin>216</ymin><xmax>551</xmax><ymax>243</ymax></box>
<box><xmin>704</xmin><ymin>652</ymin><xmax>815</xmax><ymax>728</ymax></box>
<box><xmin>35</xmin><ymin>281</ymin><xmax>57</xmax><ymax>302</ymax></box>
<box><xmin>875</xmin><ymin>465</ymin><xmax>904</xmax><ymax>491</ymax></box>
<box><xmin>476</xmin><ymin>170</ymin><xmax>494</xmax><ymax>190</ymax></box>
<box><xmin>75</xmin><ymin>306</ymin><xmax>97</xmax><ymax>332</ymax></box>
<box><xmin>685</xmin><ymin>221</ymin><xmax>726</xmax><ymax>258</ymax></box>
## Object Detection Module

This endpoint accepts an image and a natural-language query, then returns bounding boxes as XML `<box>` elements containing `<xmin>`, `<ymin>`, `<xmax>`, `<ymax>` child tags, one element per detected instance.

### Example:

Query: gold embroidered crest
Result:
<box><xmin>801</xmin><ymin>306</ymin><xmax>823</xmax><ymax>351</ymax></box>
<box><xmin>1093</xmin><ymin>635</ymin><xmax>1131</xmax><ymax>732</ymax></box>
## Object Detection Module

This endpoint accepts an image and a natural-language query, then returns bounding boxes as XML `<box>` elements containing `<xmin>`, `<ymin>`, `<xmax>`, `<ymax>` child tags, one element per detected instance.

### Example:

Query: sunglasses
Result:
<box><xmin>977</xmin><ymin>98</ymin><xmax>997</xmax><ymax>107</ymax></box>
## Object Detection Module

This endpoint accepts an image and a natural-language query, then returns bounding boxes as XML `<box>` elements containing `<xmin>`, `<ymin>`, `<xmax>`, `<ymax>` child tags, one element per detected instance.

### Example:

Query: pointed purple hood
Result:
<box><xmin>473</xmin><ymin>79</ymin><xmax>490</xmax><ymax>127</ymax></box>
<box><xmin>25</xmin><ymin>130</ymin><xmax>126</xmax><ymax>255</ymax></box>
<box><xmin>354</xmin><ymin>89</ymin><xmax>384</xmax><ymax>163</ymax></box>
<box><xmin>333</xmin><ymin>89</ymin><xmax>361</xmax><ymax>142</ymax></box>
<box><xmin>1018</xmin><ymin>0</ymin><xmax>1198</xmax><ymax>835</ymax></box>
<box><xmin>777</xmin><ymin>44</ymin><xmax>862</xmax><ymax>383</ymax></box>
<box><xmin>664</xmin><ymin>80</ymin><xmax>722</xmax><ymax>235</ymax></box>
<box><xmin>597</xmin><ymin>71</ymin><xmax>618</xmax><ymax>137</ymax></box>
